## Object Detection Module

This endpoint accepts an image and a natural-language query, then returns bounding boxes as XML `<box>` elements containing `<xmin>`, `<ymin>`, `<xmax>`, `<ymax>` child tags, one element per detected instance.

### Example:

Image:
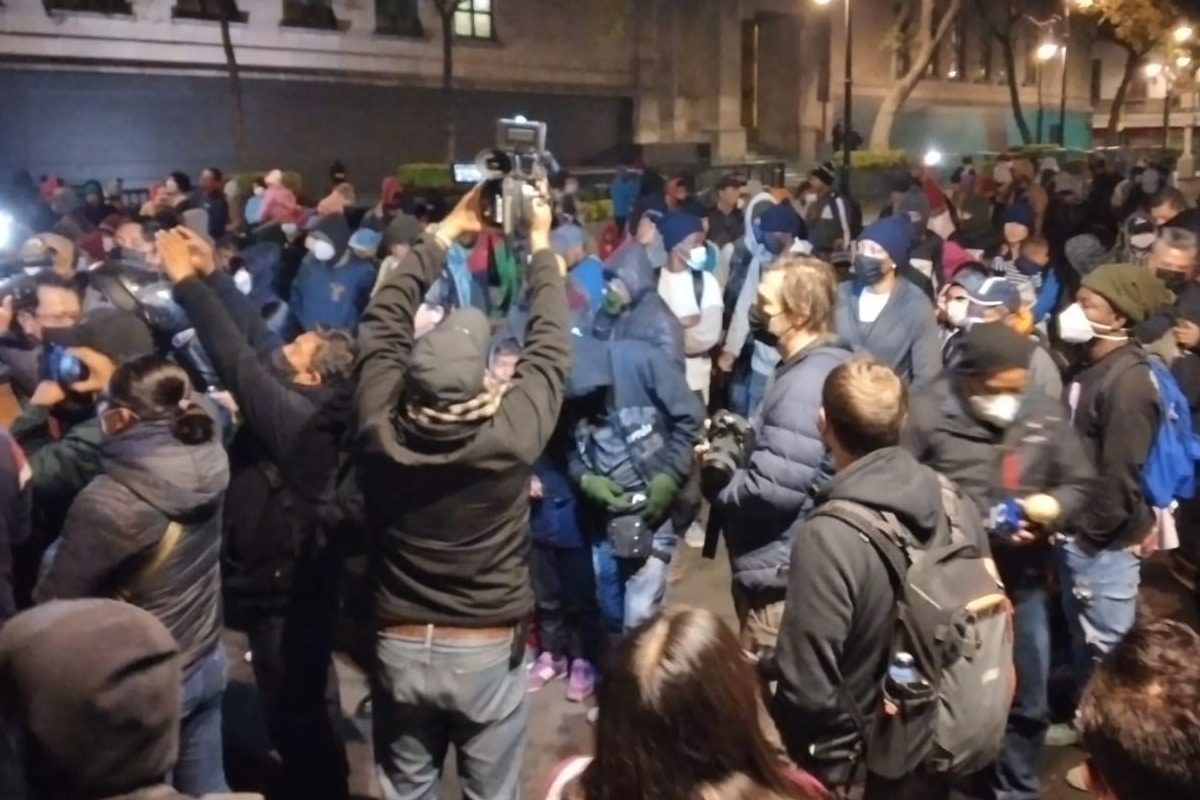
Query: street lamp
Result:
<box><xmin>1035</xmin><ymin>41</ymin><xmax>1059</xmax><ymax>143</ymax></box>
<box><xmin>813</xmin><ymin>0</ymin><xmax>853</xmax><ymax>197</ymax></box>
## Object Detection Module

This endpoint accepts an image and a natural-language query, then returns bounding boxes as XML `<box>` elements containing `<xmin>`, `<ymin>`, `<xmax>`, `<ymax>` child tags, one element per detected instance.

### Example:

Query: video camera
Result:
<box><xmin>475</xmin><ymin>116</ymin><xmax>560</xmax><ymax>236</ymax></box>
<box><xmin>86</xmin><ymin>256</ymin><xmax>222</xmax><ymax>390</ymax></box>
<box><xmin>700</xmin><ymin>409</ymin><xmax>754</xmax><ymax>495</ymax></box>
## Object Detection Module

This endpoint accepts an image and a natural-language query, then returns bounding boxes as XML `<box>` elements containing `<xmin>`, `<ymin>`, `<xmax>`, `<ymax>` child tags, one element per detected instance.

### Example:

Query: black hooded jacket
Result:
<box><xmin>771</xmin><ymin>446</ymin><xmax>990</xmax><ymax>783</ymax></box>
<box><xmin>356</xmin><ymin>235</ymin><xmax>570</xmax><ymax>627</ymax></box>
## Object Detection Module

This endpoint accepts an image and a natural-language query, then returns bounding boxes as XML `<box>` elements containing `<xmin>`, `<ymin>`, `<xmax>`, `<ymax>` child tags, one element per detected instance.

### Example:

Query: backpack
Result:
<box><xmin>1096</xmin><ymin>352</ymin><xmax>1200</xmax><ymax>508</ymax></box>
<box><xmin>809</xmin><ymin>473</ymin><xmax>1014</xmax><ymax>781</ymax></box>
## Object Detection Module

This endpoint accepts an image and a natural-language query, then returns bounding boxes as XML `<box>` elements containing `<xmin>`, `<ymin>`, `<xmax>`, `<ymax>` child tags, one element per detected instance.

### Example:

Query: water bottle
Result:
<box><xmin>888</xmin><ymin>651</ymin><xmax>919</xmax><ymax>689</ymax></box>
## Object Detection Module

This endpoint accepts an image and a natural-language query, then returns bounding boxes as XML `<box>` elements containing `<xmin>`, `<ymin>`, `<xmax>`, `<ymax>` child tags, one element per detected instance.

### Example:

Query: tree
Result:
<box><xmin>218</xmin><ymin>0</ymin><xmax>247</xmax><ymax>170</ymax></box>
<box><xmin>973</xmin><ymin>0</ymin><xmax>1034</xmax><ymax>144</ymax></box>
<box><xmin>432</xmin><ymin>0</ymin><xmax>470</xmax><ymax>162</ymax></box>
<box><xmin>1077</xmin><ymin>0</ymin><xmax>1182</xmax><ymax>145</ymax></box>
<box><xmin>869</xmin><ymin>0</ymin><xmax>965</xmax><ymax>150</ymax></box>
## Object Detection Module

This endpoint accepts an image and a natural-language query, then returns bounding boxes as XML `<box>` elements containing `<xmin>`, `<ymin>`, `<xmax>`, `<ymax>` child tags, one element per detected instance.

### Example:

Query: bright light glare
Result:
<box><xmin>1036</xmin><ymin>42</ymin><xmax>1060</xmax><ymax>61</ymax></box>
<box><xmin>513</xmin><ymin>114</ymin><xmax>528</xmax><ymax>123</ymax></box>
<box><xmin>1145</xmin><ymin>62</ymin><xmax>1165</xmax><ymax>78</ymax></box>
<box><xmin>1178</xmin><ymin>55</ymin><xmax>1193</xmax><ymax>69</ymax></box>
<box><xmin>812</xmin><ymin>0</ymin><xmax>833</xmax><ymax>6</ymax></box>
<box><xmin>1175</xmin><ymin>25</ymin><xmax>1194</xmax><ymax>43</ymax></box>
<box><xmin>0</xmin><ymin>213</ymin><xmax>12</xmax><ymax>252</ymax></box>
<box><xmin>1072</xmin><ymin>0</ymin><xmax>1094</xmax><ymax>8</ymax></box>
<box><xmin>923</xmin><ymin>149</ymin><xmax>943</xmax><ymax>167</ymax></box>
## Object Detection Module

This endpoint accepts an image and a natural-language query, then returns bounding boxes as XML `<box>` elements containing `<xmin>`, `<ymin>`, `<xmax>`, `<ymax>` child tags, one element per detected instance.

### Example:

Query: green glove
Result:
<box><xmin>580</xmin><ymin>473</ymin><xmax>630</xmax><ymax>510</ymax></box>
<box><xmin>643</xmin><ymin>473</ymin><xmax>680</xmax><ymax>522</ymax></box>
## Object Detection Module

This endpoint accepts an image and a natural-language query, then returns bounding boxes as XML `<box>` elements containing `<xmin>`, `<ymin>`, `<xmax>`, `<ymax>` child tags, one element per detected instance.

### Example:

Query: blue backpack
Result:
<box><xmin>1101</xmin><ymin>354</ymin><xmax>1200</xmax><ymax>508</ymax></box>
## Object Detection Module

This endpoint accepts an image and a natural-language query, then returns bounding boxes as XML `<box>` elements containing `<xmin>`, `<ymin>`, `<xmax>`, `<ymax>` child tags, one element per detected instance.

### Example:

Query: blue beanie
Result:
<box><xmin>859</xmin><ymin>215</ymin><xmax>913</xmax><ymax>264</ymax></box>
<box><xmin>1003</xmin><ymin>201</ymin><xmax>1035</xmax><ymax>231</ymax></box>
<box><xmin>658</xmin><ymin>211</ymin><xmax>704</xmax><ymax>251</ymax></box>
<box><xmin>348</xmin><ymin>227</ymin><xmax>382</xmax><ymax>253</ymax></box>
<box><xmin>759</xmin><ymin>202</ymin><xmax>805</xmax><ymax>237</ymax></box>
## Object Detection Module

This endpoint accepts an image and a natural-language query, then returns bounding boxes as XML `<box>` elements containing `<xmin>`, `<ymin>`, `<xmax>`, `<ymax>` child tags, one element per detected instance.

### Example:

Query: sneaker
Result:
<box><xmin>1045</xmin><ymin>721</ymin><xmax>1080</xmax><ymax>747</ymax></box>
<box><xmin>1065</xmin><ymin>762</ymin><xmax>1089</xmax><ymax>792</ymax></box>
<box><xmin>566</xmin><ymin>659</ymin><xmax>596</xmax><ymax>702</ymax></box>
<box><xmin>684</xmin><ymin>521</ymin><xmax>706</xmax><ymax>549</ymax></box>
<box><xmin>527</xmin><ymin>652</ymin><xmax>567</xmax><ymax>692</ymax></box>
<box><xmin>586</xmin><ymin>706</ymin><xmax>599</xmax><ymax>724</ymax></box>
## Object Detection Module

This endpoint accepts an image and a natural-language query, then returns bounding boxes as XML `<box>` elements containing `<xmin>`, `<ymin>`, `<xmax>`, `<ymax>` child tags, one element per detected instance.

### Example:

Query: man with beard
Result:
<box><xmin>157</xmin><ymin>226</ymin><xmax>356</xmax><ymax>800</ymax></box>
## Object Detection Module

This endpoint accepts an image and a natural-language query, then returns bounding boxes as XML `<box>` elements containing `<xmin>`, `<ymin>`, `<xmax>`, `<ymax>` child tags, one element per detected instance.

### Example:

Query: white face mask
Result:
<box><xmin>946</xmin><ymin>298</ymin><xmax>970</xmax><ymax>328</ymax></box>
<box><xmin>306</xmin><ymin>236</ymin><xmax>336</xmax><ymax>262</ymax></box>
<box><xmin>804</xmin><ymin>192</ymin><xmax>819</xmax><ymax>206</ymax></box>
<box><xmin>686</xmin><ymin>245</ymin><xmax>707</xmax><ymax>270</ymax></box>
<box><xmin>1057</xmin><ymin>302</ymin><xmax>1125</xmax><ymax>345</ymax></box>
<box><xmin>253</xmin><ymin>185</ymin><xmax>265</xmax><ymax>197</ymax></box>
<box><xmin>233</xmin><ymin>268</ymin><xmax>252</xmax><ymax>295</ymax></box>
<box><xmin>968</xmin><ymin>393</ymin><xmax>1022</xmax><ymax>427</ymax></box>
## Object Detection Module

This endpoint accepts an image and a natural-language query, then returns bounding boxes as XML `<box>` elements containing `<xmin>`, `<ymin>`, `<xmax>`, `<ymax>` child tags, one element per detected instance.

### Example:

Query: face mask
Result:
<box><xmin>968</xmin><ymin>393</ymin><xmax>1022</xmax><ymax>427</ymax></box>
<box><xmin>852</xmin><ymin>255</ymin><xmax>887</xmax><ymax>288</ymax></box>
<box><xmin>602</xmin><ymin>289</ymin><xmax>628</xmax><ymax>315</ymax></box>
<box><xmin>1156</xmin><ymin>268</ymin><xmax>1189</xmax><ymax>291</ymax></box>
<box><xmin>253</xmin><ymin>185</ymin><xmax>265</xmax><ymax>197</ymax></box>
<box><xmin>748</xmin><ymin>305</ymin><xmax>780</xmax><ymax>348</ymax></box>
<box><xmin>946</xmin><ymin>298</ymin><xmax>970</xmax><ymax>328</ymax></box>
<box><xmin>307</xmin><ymin>236</ymin><xmax>336</xmax><ymax>262</ymax></box>
<box><xmin>233</xmin><ymin>268</ymin><xmax>253</xmax><ymax>295</ymax></box>
<box><xmin>1057</xmin><ymin>302</ymin><xmax>1125</xmax><ymax>345</ymax></box>
<box><xmin>805</xmin><ymin>192</ymin><xmax>819</xmax><ymax>205</ymax></box>
<box><xmin>686</xmin><ymin>245</ymin><xmax>707</xmax><ymax>271</ymax></box>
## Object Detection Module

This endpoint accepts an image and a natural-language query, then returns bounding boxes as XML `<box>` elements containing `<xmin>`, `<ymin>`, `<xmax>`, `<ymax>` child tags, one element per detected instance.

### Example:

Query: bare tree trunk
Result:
<box><xmin>219</xmin><ymin>0</ymin><xmax>247</xmax><ymax>169</ymax></box>
<box><xmin>868</xmin><ymin>0</ymin><xmax>963</xmax><ymax>150</ymax></box>
<box><xmin>1000</xmin><ymin>34</ymin><xmax>1032</xmax><ymax>144</ymax></box>
<box><xmin>1106</xmin><ymin>46</ymin><xmax>1140</xmax><ymax>147</ymax></box>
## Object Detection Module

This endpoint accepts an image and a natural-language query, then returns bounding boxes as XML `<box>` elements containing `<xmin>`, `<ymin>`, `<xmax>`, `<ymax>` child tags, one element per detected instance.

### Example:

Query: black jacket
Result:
<box><xmin>174</xmin><ymin>270</ymin><xmax>348</xmax><ymax>612</ymax></box>
<box><xmin>771</xmin><ymin>446</ymin><xmax>989</xmax><ymax>783</ymax></box>
<box><xmin>0</xmin><ymin>335</ymin><xmax>39</xmax><ymax>405</ymax></box>
<box><xmin>1066</xmin><ymin>343</ymin><xmax>1159</xmax><ymax>549</ymax></box>
<box><xmin>356</xmin><ymin>236</ymin><xmax>570</xmax><ymax>627</ymax></box>
<box><xmin>35</xmin><ymin>418</ymin><xmax>229</xmax><ymax>673</ymax></box>
<box><xmin>902</xmin><ymin>375</ymin><xmax>1093</xmax><ymax>588</ymax></box>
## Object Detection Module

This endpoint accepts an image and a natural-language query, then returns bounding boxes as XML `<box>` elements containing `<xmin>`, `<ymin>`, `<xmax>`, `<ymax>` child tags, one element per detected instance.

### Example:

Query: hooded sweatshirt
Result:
<box><xmin>592</xmin><ymin>239</ymin><xmax>686</xmax><ymax>370</ymax></box>
<box><xmin>290</xmin><ymin>213</ymin><xmax>376</xmax><ymax>333</ymax></box>
<box><xmin>35</xmin><ymin>416</ymin><xmax>230</xmax><ymax>674</ymax></box>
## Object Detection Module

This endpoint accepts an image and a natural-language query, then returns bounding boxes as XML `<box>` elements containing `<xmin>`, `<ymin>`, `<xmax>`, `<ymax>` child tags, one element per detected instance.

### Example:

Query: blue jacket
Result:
<box><xmin>610</xmin><ymin>171</ymin><xmax>641</xmax><ymax>222</ymax></box>
<box><xmin>289</xmin><ymin>215</ymin><xmax>376</xmax><ymax>333</ymax></box>
<box><xmin>834</xmin><ymin>278</ymin><xmax>941</xmax><ymax>389</ymax></box>
<box><xmin>591</xmin><ymin>240</ymin><xmax>686</xmax><ymax>370</ymax></box>
<box><xmin>423</xmin><ymin>242</ymin><xmax>473</xmax><ymax>310</ymax></box>
<box><xmin>565</xmin><ymin>337</ymin><xmax>703</xmax><ymax>490</ymax></box>
<box><xmin>238</xmin><ymin>241</ymin><xmax>284</xmax><ymax>314</ymax></box>
<box><xmin>716</xmin><ymin>337</ymin><xmax>852</xmax><ymax>590</ymax></box>
<box><xmin>530</xmin><ymin>457</ymin><xmax>585</xmax><ymax>548</ymax></box>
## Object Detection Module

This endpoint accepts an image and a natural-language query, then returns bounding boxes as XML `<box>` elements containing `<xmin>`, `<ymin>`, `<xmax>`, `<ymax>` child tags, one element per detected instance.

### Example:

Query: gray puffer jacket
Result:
<box><xmin>716</xmin><ymin>337</ymin><xmax>853</xmax><ymax>590</ymax></box>
<box><xmin>36</xmin><ymin>416</ymin><xmax>229</xmax><ymax>674</ymax></box>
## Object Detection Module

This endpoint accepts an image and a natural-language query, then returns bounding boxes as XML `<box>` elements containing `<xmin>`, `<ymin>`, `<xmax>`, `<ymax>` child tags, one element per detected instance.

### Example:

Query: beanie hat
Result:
<box><xmin>82</xmin><ymin>180</ymin><xmax>102</xmax><ymax>198</ymax></box>
<box><xmin>349</xmin><ymin>227</ymin><xmax>382</xmax><ymax>255</ymax></box>
<box><xmin>759</xmin><ymin>202</ymin><xmax>805</xmax><ymax>237</ymax></box>
<box><xmin>658</xmin><ymin>211</ymin><xmax>704</xmax><ymax>251</ymax></box>
<box><xmin>407</xmin><ymin>307</ymin><xmax>492</xmax><ymax>408</ymax></box>
<box><xmin>898</xmin><ymin>188</ymin><xmax>931</xmax><ymax>230</ymax></box>
<box><xmin>859</xmin><ymin>215</ymin><xmax>913</xmax><ymax>265</ymax></box>
<box><xmin>811</xmin><ymin>161</ymin><xmax>837</xmax><ymax>187</ymax></box>
<box><xmin>956</xmin><ymin>321</ymin><xmax>1035</xmax><ymax>375</ymax></box>
<box><xmin>0</xmin><ymin>600</ymin><xmax>181</xmax><ymax>798</ymax></box>
<box><xmin>1081</xmin><ymin>263</ymin><xmax>1175</xmax><ymax>325</ymax></box>
<box><xmin>1003</xmin><ymin>201</ymin><xmax>1035</xmax><ymax>231</ymax></box>
<box><xmin>385</xmin><ymin>213</ymin><xmax>423</xmax><ymax>248</ymax></box>
<box><xmin>1064</xmin><ymin>233</ymin><xmax>1109</xmax><ymax>277</ymax></box>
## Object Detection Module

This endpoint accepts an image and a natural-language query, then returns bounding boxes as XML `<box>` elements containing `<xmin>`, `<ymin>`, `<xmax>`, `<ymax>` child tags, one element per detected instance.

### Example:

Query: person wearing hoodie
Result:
<box><xmin>999</xmin><ymin>157</ymin><xmax>1048</xmax><ymax>237</ymax></box>
<box><xmin>290</xmin><ymin>213</ymin><xmax>376</xmax><ymax>333</ymax></box>
<box><xmin>593</xmin><ymin>237</ymin><xmax>686</xmax><ymax>370</ymax></box>
<box><xmin>0</xmin><ymin>600</ymin><xmax>202</xmax><ymax>800</ymax></box>
<box><xmin>553</xmin><ymin>222</ymin><xmax>606</xmax><ymax>311</ymax></box>
<box><xmin>902</xmin><ymin>322</ymin><xmax>1092</xmax><ymax>800</ymax></box>
<box><xmin>36</xmin><ymin>355</ymin><xmax>231</xmax><ymax>797</ymax></box>
<box><xmin>372</xmin><ymin>212</ymin><xmax>424</xmax><ymax>297</ymax></box>
<box><xmin>158</xmin><ymin>226</ymin><xmax>357</xmax><ymax>800</ymax></box>
<box><xmin>805</xmin><ymin>161</ymin><xmax>852</xmax><ymax>256</ymax></box>
<box><xmin>893</xmin><ymin>183</ymin><xmax>942</xmax><ymax>299</ymax></box>
<box><xmin>80</xmin><ymin>179</ymin><xmax>113</xmax><ymax>228</ymax></box>
<box><xmin>355</xmin><ymin>184</ymin><xmax>569</xmax><ymax>800</ymax></box>
<box><xmin>721</xmin><ymin>201</ymin><xmax>808</xmax><ymax>417</ymax></box>
<box><xmin>712</xmin><ymin>255</ymin><xmax>851</xmax><ymax>657</ymax></box>
<box><xmin>835</xmin><ymin>216</ymin><xmax>941</xmax><ymax>389</ymax></box>
<box><xmin>259</xmin><ymin>169</ymin><xmax>301</xmax><ymax>225</ymax></box>
<box><xmin>770</xmin><ymin>356</ymin><xmax>991</xmax><ymax>795</ymax></box>
<box><xmin>655</xmin><ymin>211</ymin><xmax>724</xmax><ymax>402</ymax></box>
<box><xmin>953</xmin><ymin>191</ymin><xmax>1004</xmax><ymax>256</ymax></box>
<box><xmin>566</xmin><ymin>335</ymin><xmax>704</xmax><ymax>634</ymax></box>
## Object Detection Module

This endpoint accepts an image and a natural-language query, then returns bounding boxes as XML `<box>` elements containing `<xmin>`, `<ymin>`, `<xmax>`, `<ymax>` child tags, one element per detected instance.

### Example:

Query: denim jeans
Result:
<box><xmin>993</xmin><ymin>587</ymin><xmax>1051</xmax><ymax>800</ymax></box>
<box><xmin>729</xmin><ymin>367</ymin><xmax>768</xmax><ymax>419</ymax></box>
<box><xmin>1055</xmin><ymin>537</ymin><xmax>1140</xmax><ymax>692</ymax></box>
<box><xmin>592</xmin><ymin>524</ymin><xmax>676</xmax><ymax>635</ymax></box>
<box><xmin>173</xmin><ymin>645</ymin><xmax>229</xmax><ymax>797</ymax></box>
<box><xmin>373</xmin><ymin>629</ymin><xmax>528</xmax><ymax>800</ymax></box>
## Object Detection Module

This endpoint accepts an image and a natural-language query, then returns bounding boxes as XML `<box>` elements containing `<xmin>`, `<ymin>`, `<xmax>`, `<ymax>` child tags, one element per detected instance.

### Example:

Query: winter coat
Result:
<box><xmin>834</xmin><ymin>277</ymin><xmax>941</xmax><ymax>389</ymax></box>
<box><xmin>290</xmin><ymin>214</ymin><xmax>376</xmax><ymax>333</ymax></box>
<box><xmin>592</xmin><ymin>239</ymin><xmax>686</xmax><ymax>370</ymax></box>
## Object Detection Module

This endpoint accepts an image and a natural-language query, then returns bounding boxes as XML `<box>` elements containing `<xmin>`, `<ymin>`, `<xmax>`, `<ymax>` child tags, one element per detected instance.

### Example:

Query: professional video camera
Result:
<box><xmin>86</xmin><ymin>256</ymin><xmax>222</xmax><ymax>390</ymax></box>
<box><xmin>474</xmin><ymin>116</ymin><xmax>560</xmax><ymax>236</ymax></box>
<box><xmin>700</xmin><ymin>410</ymin><xmax>754</xmax><ymax>495</ymax></box>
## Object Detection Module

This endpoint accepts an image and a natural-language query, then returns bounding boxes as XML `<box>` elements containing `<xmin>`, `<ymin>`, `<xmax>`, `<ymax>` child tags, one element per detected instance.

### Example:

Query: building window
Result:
<box><xmin>282</xmin><ymin>0</ymin><xmax>341</xmax><ymax>30</ymax></box>
<box><xmin>173</xmin><ymin>0</ymin><xmax>247</xmax><ymax>22</ymax></box>
<box><xmin>925</xmin><ymin>7</ymin><xmax>942</xmax><ymax>78</ymax></box>
<box><xmin>454</xmin><ymin>0</ymin><xmax>494</xmax><ymax>40</ymax></box>
<box><xmin>1022</xmin><ymin>35</ymin><xmax>1039</xmax><ymax>87</ymax></box>
<box><xmin>377</xmin><ymin>0</ymin><xmax>423</xmax><ymax>36</ymax></box>
<box><xmin>944</xmin><ymin>15</ymin><xmax>966</xmax><ymax>81</ymax></box>
<box><xmin>975</xmin><ymin>23</ymin><xmax>993</xmax><ymax>83</ymax></box>
<box><xmin>44</xmin><ymin>0</ymin><xmax>132</xmax><ymax>12</ymax></box>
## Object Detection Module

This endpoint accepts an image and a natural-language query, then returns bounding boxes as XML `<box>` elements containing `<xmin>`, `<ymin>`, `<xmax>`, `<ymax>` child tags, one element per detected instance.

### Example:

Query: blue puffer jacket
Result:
<box><xmin>591</xmin><ymin>240</ymin><xmax>686</xmax><ymax>371</ymax></box>
<box><xmin>565</xmin><ymin>336</ymin><xmax>703</xmax><ymax>490</ymax></box>
<box><xmin>716</xmin><ymin>337</ymin><xmax>853</xmax><ymax>590</ymax></box>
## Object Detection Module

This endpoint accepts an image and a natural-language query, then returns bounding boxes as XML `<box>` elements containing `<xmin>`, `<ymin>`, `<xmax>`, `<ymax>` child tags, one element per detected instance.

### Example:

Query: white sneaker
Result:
<box><xmin>684</xmin><ymin>522</ymin><xmax>705</xmax><ymax>549</ymax></box>
<box><xmin>1045</xmin><ymin>721</ymin><xmax>1080</xmax><ymax>747</ymax></box>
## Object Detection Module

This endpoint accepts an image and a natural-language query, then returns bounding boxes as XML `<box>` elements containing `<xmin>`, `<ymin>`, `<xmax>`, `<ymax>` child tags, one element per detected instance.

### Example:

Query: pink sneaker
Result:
<box><xmin>527</xmin><ymin>652</ymin><xmax>567</xmax><ymax>692</ymax></box>
<box><xmin>566</xmin><ymin>659</ymin><xmax>595</xmax><ymax>702</ymax></box>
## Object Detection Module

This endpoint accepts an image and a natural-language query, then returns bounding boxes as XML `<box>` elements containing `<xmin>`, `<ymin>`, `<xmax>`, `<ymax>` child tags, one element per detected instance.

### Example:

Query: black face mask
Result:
<box><xmin>1156</xmin><ymin>268</ymin><xmax>1190</xmax><ymax>291</ymax></box>
<box><xmin>748</xmin><ymin>305</ymin><xmax>780</xmax><ymax>347</ymax></box>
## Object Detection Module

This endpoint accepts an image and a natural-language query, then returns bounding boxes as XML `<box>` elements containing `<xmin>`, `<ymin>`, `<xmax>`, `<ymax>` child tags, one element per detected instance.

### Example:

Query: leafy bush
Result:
<box><xmin>397</xmin><ymin>163</ymin><xmax>455</xmax><ymax>190</ymax></box>
<box><xmin>578</xmin><ymin>199</ymin><xmax>614</xmax><ymax>223</ymax></box>
<box><xmin>849</xmin><ymin>150</ymin><xmax>909</xmax><ymax>170</ymax></box>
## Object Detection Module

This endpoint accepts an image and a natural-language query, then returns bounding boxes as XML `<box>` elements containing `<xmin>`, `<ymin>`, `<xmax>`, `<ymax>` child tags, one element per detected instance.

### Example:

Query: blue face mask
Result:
<box><xmin>852</xmin><ymin>255</ymin><xmax>887</xmax><ymax>289</ymax></box>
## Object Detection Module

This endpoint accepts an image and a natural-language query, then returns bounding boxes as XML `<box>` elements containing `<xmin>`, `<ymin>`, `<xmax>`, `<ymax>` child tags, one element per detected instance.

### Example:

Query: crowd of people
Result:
<box><xmin>0</xmin><ymin>150</ymin><xmax>1198</xmax><ymax>800</ymax></box>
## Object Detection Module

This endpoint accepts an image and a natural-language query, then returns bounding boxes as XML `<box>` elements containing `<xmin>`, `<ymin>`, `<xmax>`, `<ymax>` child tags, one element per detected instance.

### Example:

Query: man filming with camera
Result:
<box><xmin>355</xmin><ymin>182</ymin><xmax>570</xmax><ymax>800</ymax></box>
<box><xmin>710</xmin><ymin>254</ymin><xmax>851</xmax><ymax>657</ymax></box>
